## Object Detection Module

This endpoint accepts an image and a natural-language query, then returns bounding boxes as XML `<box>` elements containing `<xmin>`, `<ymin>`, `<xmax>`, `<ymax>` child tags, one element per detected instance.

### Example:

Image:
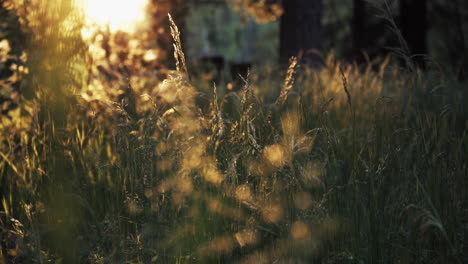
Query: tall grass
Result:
<box><xmin>1</xmin><ymin>5</ymin><xmax>467</xmax><ymax>264</ymax></box>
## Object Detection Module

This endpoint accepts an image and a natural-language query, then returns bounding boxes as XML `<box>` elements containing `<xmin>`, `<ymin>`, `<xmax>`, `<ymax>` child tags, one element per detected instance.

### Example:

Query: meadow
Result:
<box><xmin>1</xmin><ymin>2</ymin><xmax>467</xmax><ymax>264</ymax></box>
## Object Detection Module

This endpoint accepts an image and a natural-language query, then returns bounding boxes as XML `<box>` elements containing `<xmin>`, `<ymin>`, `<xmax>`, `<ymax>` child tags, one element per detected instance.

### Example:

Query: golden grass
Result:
<box><xmin>1</xmin><ymin>6</ymin><xmax>467</xmax><ymax>264</ymax></box>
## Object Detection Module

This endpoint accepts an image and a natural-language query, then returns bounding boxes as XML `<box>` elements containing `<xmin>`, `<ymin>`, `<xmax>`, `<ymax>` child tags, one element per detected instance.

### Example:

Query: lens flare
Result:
<box><xmin>78</xmin><ymin>0</ymin><xmax>149</xmax><ymax>33</ymax></box>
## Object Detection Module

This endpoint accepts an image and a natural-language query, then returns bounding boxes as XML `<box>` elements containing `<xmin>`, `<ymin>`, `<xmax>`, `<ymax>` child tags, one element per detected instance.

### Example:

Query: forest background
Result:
<box><xmin>0</xmin><ymin>0</ymin><xmax>467</xmax><ymax>263</ymax></box>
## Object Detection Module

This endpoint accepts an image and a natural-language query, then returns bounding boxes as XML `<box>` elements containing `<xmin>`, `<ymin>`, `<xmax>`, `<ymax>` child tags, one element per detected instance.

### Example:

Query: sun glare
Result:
<box><xmin>78</xmin><ymin>0</ymin><xmax>149</xmax><ymax>33</ymax></box>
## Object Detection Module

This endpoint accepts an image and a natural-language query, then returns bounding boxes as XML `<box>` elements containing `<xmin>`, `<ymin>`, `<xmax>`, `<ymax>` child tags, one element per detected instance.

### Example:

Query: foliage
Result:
<box><xmin>230</xmin><ymin>0</ymin><xmax>283</xmax><ymax>23</ymax></box>
<box><xmin>185</xmin><ymin>4</ymin><xmax>279</xmax><ymax>63</ymax></box>
<box><xmin>0</xmin><ymin>0</ymin><xmax>29</xmax><ymax>127</ymax></box>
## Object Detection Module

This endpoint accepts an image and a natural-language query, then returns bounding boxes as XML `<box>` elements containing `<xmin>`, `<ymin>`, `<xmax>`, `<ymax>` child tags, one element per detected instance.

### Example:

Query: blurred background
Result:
<box><xmin>1</xmin><ymin>0</ymin><xmax>467</xmax><ymax>263</ymax></box>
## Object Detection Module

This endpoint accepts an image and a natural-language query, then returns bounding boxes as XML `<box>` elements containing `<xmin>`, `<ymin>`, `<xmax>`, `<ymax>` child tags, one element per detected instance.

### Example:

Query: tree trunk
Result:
<box><xmin>241</xmin><ymin>16</ymin><xmax>257</xmax><ymax>63</ymax></box>
<box><xmin>353</xmin><ymin>0</ymin><xmax>366</xmax><ymax>61</ymax></box>
<box><xmin>400</xmin><ymin>0</ymin><xmax>428</xmax><ymax>68</ymax></box>
<box><xmin>279</xmin><ymin>0</ymin><xmax>322</xmax><ymax>67</ymax></box>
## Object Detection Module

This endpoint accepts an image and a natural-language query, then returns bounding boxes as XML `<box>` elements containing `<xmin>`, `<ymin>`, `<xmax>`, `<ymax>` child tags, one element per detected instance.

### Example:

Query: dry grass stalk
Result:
<box><xmin>276</xmin><ymin>56</ymin><xmax>298</xmax><ymax>106</ymax></box>
<box><xmin>339</xmin><ymin>65</ymin><xmax>352</xmax><ymax>108</ymax></box>
<box><xmin>168</xmin><ymin>13</ymin><xmax>188</xmax><ymax>75</ymax></box>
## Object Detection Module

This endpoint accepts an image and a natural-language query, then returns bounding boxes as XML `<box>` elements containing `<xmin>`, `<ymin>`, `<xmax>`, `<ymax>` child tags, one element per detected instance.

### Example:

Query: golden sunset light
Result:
<box><xmin>78</xmin><ymin>0</ymin><xmax>149</xmax><ymax>32</ymax></box>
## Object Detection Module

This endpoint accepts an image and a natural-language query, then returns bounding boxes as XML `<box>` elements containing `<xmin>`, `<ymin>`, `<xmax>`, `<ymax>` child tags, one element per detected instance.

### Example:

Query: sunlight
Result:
<box><xmin>78</xmin><ymin>0</ymin><xmax>149</xmax><ymax>33</ymax></box>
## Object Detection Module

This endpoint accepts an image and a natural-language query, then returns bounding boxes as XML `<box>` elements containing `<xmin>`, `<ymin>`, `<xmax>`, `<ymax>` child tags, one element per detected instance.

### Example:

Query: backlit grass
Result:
<box><xmin>1</xmin><ymin>2</ymin><xmax>467</xmax><ymax>263</ymax></box>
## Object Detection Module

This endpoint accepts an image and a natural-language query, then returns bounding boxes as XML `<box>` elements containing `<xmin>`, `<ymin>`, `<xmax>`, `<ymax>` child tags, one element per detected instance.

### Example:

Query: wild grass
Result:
<box><xmin>1</xmin><ymin>4</ymin><xmax>468</xmax><ymax>264</ymax></box>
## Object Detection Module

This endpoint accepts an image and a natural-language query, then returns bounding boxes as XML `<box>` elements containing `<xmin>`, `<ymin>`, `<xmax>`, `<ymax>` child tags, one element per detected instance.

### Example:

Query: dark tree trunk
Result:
<box><xmin>353</xmin><ymin>0</ymin><xmax>366</xmax><ymax>61</ymax></box>
<box><xmin>400</xmin><ymin>0</ymin><xmax>428</xmax><ymax>68</ymax></box>
<box><xmin>279</xmin><ymin>0</ymin><xmax>322</xmax><ymax>67</ymax></box>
